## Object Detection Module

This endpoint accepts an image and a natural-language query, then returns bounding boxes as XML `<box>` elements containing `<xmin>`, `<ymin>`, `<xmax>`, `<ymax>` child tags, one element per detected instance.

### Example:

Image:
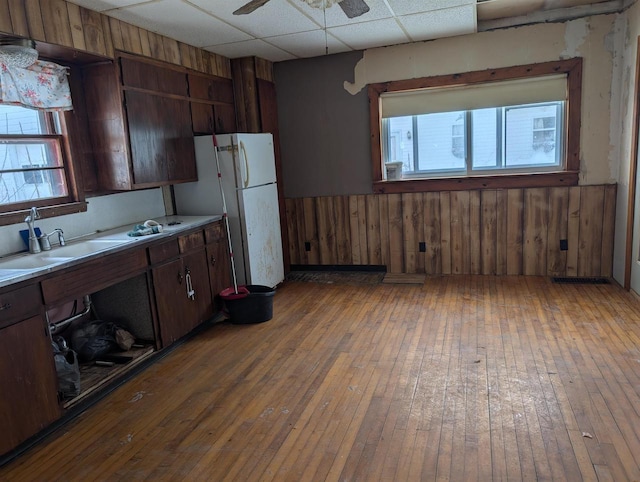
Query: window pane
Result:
<box><xmin>386</xmin><ymin>116</ymin><xmax>414</xmax><ymax>171</ymax></box>
<box><xmin>471</xmin><ymin>108</ymin><xmax>499</xmax><ymax>169</ymax></box>
<box><xmin>416</xmin><ymin>111</ymin><xmax>465</xmax><ymax>172</ymax></box>
<box><xmin>0</xmin><ymin>105</ymin><xmax>48</xmax><ymax>135</ymax></box>
<box><xmin>505</xmin><ymin>103</ymin><xmax>562</xmax><ymax>167</ymax></box>
<box><xmin>0</xmin><ymin>139</ymin><xmax>68</xmax><ymax>205</ymax></box>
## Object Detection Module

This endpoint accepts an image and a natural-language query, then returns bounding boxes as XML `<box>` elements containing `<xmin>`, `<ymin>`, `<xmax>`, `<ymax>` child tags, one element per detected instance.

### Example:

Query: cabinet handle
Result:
<box><xmin>0</xmin><ymin>302</ymin><xmax>11</xmax><ymax>311</ymax></box>
<box><xmin>210</xmin><ymin>255</ymin><xmax>216</xmax><ymax>266</ymax></box>
<box><xmin>177</xmin><ymin>272</ymin><xmax>183</xmax><ymax>284</ymax></box>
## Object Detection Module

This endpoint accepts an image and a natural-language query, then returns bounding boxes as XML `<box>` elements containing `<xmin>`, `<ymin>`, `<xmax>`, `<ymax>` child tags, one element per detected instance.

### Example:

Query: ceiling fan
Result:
<box><xmin>233</xmin><ymin>0</ymin><xmax>370</xmax><ymax>19</ymax></box>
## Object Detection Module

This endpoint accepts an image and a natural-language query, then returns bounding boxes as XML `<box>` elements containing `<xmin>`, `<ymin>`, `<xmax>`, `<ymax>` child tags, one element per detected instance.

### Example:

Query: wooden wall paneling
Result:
<box><xmin>162</xmin><ymin>37</ymin><xmax>181</xmax><ymax>65</ymax></box>
<box><xmin>81</xmin><ymin>7</ymin><xmax>108</xmax><ymax>57</ymax></box>
<box><xmin>41</xmin><ymin>0</ymin><xmax>73</xmax><ymax>47</ymax></box>
<box><xmin>121</xmin><ymin>22</ymin><xmax>143</xmax><ymax>56</ymax></box>
<box><xmin>577</xmin><ymin>185</ymin><xmax>605</xmax><ymax>277</ymax></box>
<box><xmin>566</xmin><ymin>186</ymin><xmax>581</xmax><ymax>277</ymax></box>
<box><xmin>440</xmin><ymin>192</ymin><xmax>452</xmax><ymax>275</ymax></box>
<box><xmin>523</xmin><ymin>188</ymin><xmax>549</xmax><ymax>275</ymax></box>
<box><xmin>367</xmin><ymin>195</ymin><xmax>382</xmax><ymax>265</ymax></box>
<box><xmin>294</xmin><ymin>198</ymin><xmax>307</xmax><ymax>265</ymax></box>
<box><xmin>378</xmin><ymin>195</ymin><xmax>390</xmax><ymax>269</ymax></box>
<box><xmin>547</xmin><ymin>187</ymin><xmax>569</xmax><ymax>276</ymax></box>
<box><xmin>601</xmin><ymin>184</ymin><xmax>617</xmax><ymax>277</ymax></box>
<box><xmin>147</xmin><ymin>31</ymin><xmax>166</xmax><ymax>61</ymax></box>
<box><xmin>349</xmin><ymin>196</ymin><xmax>361</xmax><ymax>265</ymax></box>
<box><xmin>7</xmin><ymin>0</ymin><xmax>28</xmax><ymax>37</ymax></box>
<box><xmin>138</xmin><ymin>28</ymin><xmax>152</xmax><ymax>58</ymax></box>
<box><xmin>108</xmin><ymin>17</ymin><xmax>124</xmax><ymax>51</ymax></box>
<box><xmin>193</xmin><ymin>48</ymin><xmax>205</xmax><ymax>73</ymax></box>
<box><xmin>481</xmin><ymin>190</ymin><xmax>497</xmax><ymax>275</ymax></box>
<box><xmin>402</xmin><ymin>193</ymin><xmax>422</xmax><ymax>273</ymax></box>
<box><xmin>450</xmin><ymin>191</ymin><xmax>471</xmax><ymax>274</ymax></box>
<box><xmin>495</xmin><ymin>190</ymin><xmax>508</xmax><ymax>275</ymax></box>
<box><xmin>254</xmin><ymin>57</ymin><xmax>274</xmax><ymax>82</ymax></box>
<box><xmin>303</xmin><ymin>197</ymin><xmax>319</xmax><ymax>264</ymax></box>
<box><xmin>100</xmin><ymin>13</ymin><xmax>114</xmax><ymax>58</ymax></box>
<box><xmin>388</xmin><ymin>193</ymin><xmax>404</xmax><ymax>274</ymax></box>
<box><xmin>23</xmin><ymin>0</ymin><xmax>45</xmax><ymax>42</ymax></box>
<box><xmin>178</xmin><ymin>42</ymin><xmax>193</xmax><ymax>69</ymax></box>
<box><xmin>469</xmin><ymin>191</ymin><xmax>482</xmax><ymax>275</ymax></box>
<box><xmin>335</xmin><ymin>196</ymin><xmax>352</xmax><ymax>265</ymax></box>
<box><xmin>285</xmin><ymin>199</ymin><xmax>300</xmax><ymax>265</ymax></box>
<box><xmin>0</xmin><ymin>1</ymin><xmax>12</xmax><ymax>33</ymax></box>
<box><xmin>317</xmin><ymin>197</ymin><xmax>338</xmax><ymax>265</ymax></box>
<box><xmin>506</xmin><ymin>189</ymin><xmax>524</xmax><ymax>275</ymax></box>
<box><xmin>357</xmin><ymin>195</ymin><xmax>368</xmax><ymax>264</ymax></box>
<box><xmin>424</xmin><ymin>192</ymin><xmax>441</xmax><ymax>275</ymax></box>
<box><xmin>66</xmin><ymin>2</ymin><xmax>86</xmax><ymax>51</ymax></box>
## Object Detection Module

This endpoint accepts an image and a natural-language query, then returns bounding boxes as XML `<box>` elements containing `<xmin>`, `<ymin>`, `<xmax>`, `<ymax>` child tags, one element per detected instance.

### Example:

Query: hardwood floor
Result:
<box><xmin>3</xmin><ymin>276</ymin><xmax>640</xmax><ymax>481</ymax></box>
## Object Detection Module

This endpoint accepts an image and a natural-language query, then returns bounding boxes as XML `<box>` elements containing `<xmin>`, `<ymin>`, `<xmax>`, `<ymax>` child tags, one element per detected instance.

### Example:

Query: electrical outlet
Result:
<box><xmin>304</xmin><ymin>241</ymin><xmax>311</xmax><ymax>252</ymax></box>
<box><xmin>419</xmin><ymin>242</ymin><xmax>426</xmax><ymax>252</ymax></box>
<box><xmin>559</xmin><ymin>239</ymin><xmax>568</xmax><ymax>251</ymax></box>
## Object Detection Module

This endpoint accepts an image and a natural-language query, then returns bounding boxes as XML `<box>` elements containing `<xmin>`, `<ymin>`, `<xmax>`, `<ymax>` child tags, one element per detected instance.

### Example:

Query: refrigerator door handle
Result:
<box><xmin>240</xmin><ymin>141</ymin><xmax>250</xmax><ymax>188</ymax></box>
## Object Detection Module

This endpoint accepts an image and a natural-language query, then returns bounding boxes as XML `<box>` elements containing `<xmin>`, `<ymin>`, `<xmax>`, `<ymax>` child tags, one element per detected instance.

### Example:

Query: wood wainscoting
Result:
<box><xmin>285</xmin><ymin>185</ymin><xmax>616</xmax><ymax>278</ymax></box>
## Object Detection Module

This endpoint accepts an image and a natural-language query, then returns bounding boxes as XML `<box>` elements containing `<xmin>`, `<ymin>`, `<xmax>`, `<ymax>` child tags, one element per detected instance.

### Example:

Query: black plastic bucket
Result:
<box><xmin>221</xmin><ymin>285</ymin><xmax>275</xmax><ymax>324</ymax></box>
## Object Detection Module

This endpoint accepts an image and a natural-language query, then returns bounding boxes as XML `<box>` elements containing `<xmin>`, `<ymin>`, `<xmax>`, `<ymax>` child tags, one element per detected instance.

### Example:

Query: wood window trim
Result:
<box><xmin>369</xmin><ymin>58</ymin><xmax>583</xmax><ymax>193</ymax></box>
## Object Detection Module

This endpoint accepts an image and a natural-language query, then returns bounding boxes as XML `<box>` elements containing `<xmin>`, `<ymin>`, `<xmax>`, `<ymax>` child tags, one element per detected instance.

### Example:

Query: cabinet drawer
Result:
<box><xmin>0</xmin><ymin>284</ymin><xmax>42</xmax><ymax>329</ymax></box>
<box><xmin>148</xmin><ymin>240</ymin><xmax>180</xmax><ymax>265</ymax></box>
<box><xmin>41</xmin><ymin>249</ymin><xmax>148</xmax><ymax>305</ymax></box>
<box><xmin>204</xmin><ymin>222</ymin><xmax>225</xmax><ymax>244</ymax></box>
<box><xmin>178</xmin><ymin>231</ymin><xmax>205</xmax><ymax>253</ymax></box>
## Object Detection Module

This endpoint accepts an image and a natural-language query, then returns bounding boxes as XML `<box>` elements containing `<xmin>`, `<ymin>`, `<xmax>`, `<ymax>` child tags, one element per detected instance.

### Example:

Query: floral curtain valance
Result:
<box><xmin>0</xmin><ymin>59</ymin><xmax>72</xmax><ymax>111</ymax></box>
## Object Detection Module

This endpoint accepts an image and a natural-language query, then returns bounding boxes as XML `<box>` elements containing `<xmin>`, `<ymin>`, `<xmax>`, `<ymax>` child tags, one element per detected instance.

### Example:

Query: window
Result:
<box><xmin>369</xmin><ymin>58</ymin><xmax>582</xmax><ymax>193</ymax></box>
<box><xmin>0</xmin><ymin>104</ymin><xmax>71</xmax><ymax>206</ymax></box>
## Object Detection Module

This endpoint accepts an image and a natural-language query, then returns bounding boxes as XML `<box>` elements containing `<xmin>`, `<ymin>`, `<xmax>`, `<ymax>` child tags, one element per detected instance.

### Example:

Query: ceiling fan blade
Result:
<box><xmin>233</xmin><ymin>0</ymin><xmax>271</xmax><ymax>15</ymax></box>
<box><xmin>338</xmin><ymin>0</ymin><xmax>370</xmax><ymax>18</ymax></box>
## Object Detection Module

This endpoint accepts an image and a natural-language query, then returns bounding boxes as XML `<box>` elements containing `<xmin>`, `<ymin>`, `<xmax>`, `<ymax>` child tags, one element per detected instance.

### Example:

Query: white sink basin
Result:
<box><xmin>0</xmin><ymin>255</ymin><xmax>72</xmax><ymax>270</ymax></box>
<box><xmin>0</xmin><ymin>239</ymin><xmax>131</xmax><ymax>271</ymax></box>
<box><xmin>49</xmin><ymin>238</ymin><xmax>129</xmax><ymax>258</ymax></box>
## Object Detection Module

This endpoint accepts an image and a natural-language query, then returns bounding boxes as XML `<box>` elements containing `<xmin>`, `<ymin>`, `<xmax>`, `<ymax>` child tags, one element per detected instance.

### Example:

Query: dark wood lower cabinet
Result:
<box><xmin>152</xmin><ymin>248</ymin><xmax>213</xmax><ymax>348</ymax></box>
<box><xmin>0</xmin><ymin>314</ymin><xmax>61</xmax><ymax>456</ymax></box>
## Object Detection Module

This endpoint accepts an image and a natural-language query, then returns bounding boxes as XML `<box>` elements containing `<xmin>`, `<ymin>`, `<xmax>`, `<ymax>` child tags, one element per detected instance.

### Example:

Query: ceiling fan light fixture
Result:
<box><xmin>0</xmin><ymin>37</ymin><xmax>38</xmax><ymax>68</ymax></box>
<box><xmin>303</xmin><ymin>0</ymin><xmax>339</xmax><ymax>8</ymax></box>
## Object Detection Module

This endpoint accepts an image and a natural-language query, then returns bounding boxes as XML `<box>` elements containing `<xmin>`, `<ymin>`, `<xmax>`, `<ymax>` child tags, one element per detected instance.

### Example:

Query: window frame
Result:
<box><xmin>0</xmin><ymin>66</ymin><xmax>87</xmax><ymax>225</ymax></box>
<box><xmin>368</xmin><ymin>58</ymin><xmax>582</xmax><ymax>193</ymax></box>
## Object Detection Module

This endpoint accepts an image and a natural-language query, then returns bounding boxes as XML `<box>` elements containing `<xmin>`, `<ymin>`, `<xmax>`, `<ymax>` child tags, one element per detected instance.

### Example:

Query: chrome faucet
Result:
<box><xmin>39</xmin><ymin>229</ymin><xmax>65</xmax><ymax>251</ymax></box>
<box><xmin>24</xmin><ymin>207</ymin><xmax>41</xmax><ymax>254</ymax></box>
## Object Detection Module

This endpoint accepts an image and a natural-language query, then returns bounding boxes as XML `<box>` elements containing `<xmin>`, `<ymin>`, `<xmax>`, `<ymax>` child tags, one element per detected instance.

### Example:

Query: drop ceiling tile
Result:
<box><xmin>266</xmin><ymin>30</ymin><xmax>351</xmax><ymax>58</ymax></box>
<box><xmin>327</xmin><ymin>18</ymin><xmax>409</xmax><ymax>50</ymax></box>
<box><xmin>398</xmin><ymin>4</ymin><xmax>477</xmax><ymax>42</ymax></box>
<box><xmin>207</xmin><ymin>39</ymin><xmax>295</xmax><ymax>62</ymax></box>
<box><xmin>188</xmin><ymin>0</ymin><xmax>320</xmax><ymax>38</ymax></box>
<box><xmin>386</xmin><ymin>0</ymin><xmax>475</xmax><ymax>17</ymax></box>
<box><xmin>107</xmin><ymin>0</ymin><xmax>252</xmax><ymax>47</ymax></box>
<box><xmin>65</xmin><ymin>0</ymin><xmax>150</xmax><ymax>11</ymax></box>
<box><xmin>291</xmin><ymin>0</ymin><xmax>395</xmax><ymax>28</ymax></box>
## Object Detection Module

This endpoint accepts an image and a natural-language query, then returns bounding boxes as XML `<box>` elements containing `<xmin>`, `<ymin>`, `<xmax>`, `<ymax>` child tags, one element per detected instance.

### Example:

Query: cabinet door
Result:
<box><xmin>182</xmin><ymin>250</ymin><xmax>214</xmax><ymax>326</ymax></box>
<box><xmin>152</xmin><ymin>259</ymin><xmax>192</xmax><ymax>347</ymax></box>
<box><xmin>125</xmin><ymin>90</ymin><xmax>167</xmax><ymax>185</ymax></box>
<box><xmin>164</xmin><ymin>96</ymin><xmax>197</xmax><ymax>183</ymax></box>
<box><xmin>191</xmin><ymin>102</ymin><xmax>215</xmax><ymax>135</ymax></box>
<box><xmin>0</xmin><ymin>315</ymin><xmax>61</xmax><ymax>455</ymax></box>
<box><xmin>206</xmin><ymin>224</ymin><xmax>231</xmax><ymax>312</ymax></box>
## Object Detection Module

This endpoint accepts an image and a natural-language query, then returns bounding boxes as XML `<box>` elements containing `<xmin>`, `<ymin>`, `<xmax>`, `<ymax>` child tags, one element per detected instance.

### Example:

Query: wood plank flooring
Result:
<box><xmin>3</xmin><ymin>276</ymin><xmax>640</xmax><ymax>481</ymax></box>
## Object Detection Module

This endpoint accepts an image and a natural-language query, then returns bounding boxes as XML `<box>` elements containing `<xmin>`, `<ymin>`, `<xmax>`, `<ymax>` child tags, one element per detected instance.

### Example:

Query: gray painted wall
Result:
<box><xmin>274</xmin><ymin>51</ymin><xmax>372</xmax><ymax>198</ymax></box>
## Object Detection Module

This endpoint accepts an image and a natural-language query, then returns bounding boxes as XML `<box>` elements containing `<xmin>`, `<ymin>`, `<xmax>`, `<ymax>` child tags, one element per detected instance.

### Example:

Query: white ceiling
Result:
<box><xmin>64</xmin><ymin>0</ymin><xmax>625</xmax><ymax>62</ymax></box>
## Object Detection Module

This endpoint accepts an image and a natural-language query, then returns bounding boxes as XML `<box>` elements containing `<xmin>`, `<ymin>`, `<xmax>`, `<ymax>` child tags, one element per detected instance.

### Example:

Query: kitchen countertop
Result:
<box><xmin>0</xmin><ymin>215</ymin><xmax>222</xmax><ymax>289</ymax></box>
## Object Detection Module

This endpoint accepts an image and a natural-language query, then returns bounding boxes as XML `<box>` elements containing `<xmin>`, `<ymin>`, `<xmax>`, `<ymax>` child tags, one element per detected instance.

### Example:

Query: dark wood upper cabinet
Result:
<box><xmin>83</xmin><ymin>53</ymin><xmax>202</xmax><ymax>191</ymax></box>
<box><xmin>187</xmin><ymin>73</ymin><xmax>236</xmax><ymax>135</ymax></box>
<box><xmin>82</xmin><ymin>53</ymin><xmax>239</xmax><ymax>191</ymax></box>
<box><xmin>121</xmin><ymin>57</ymin><xmax>188</xmax><ymax>96</ymax></box>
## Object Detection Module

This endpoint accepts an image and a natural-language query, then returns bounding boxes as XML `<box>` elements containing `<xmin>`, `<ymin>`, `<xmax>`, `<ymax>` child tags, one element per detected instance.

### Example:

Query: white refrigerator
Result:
<box><xmin>173</xmin><ymin>133</ymin><xmax>284</xmax><ymax>288</ymax></box>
